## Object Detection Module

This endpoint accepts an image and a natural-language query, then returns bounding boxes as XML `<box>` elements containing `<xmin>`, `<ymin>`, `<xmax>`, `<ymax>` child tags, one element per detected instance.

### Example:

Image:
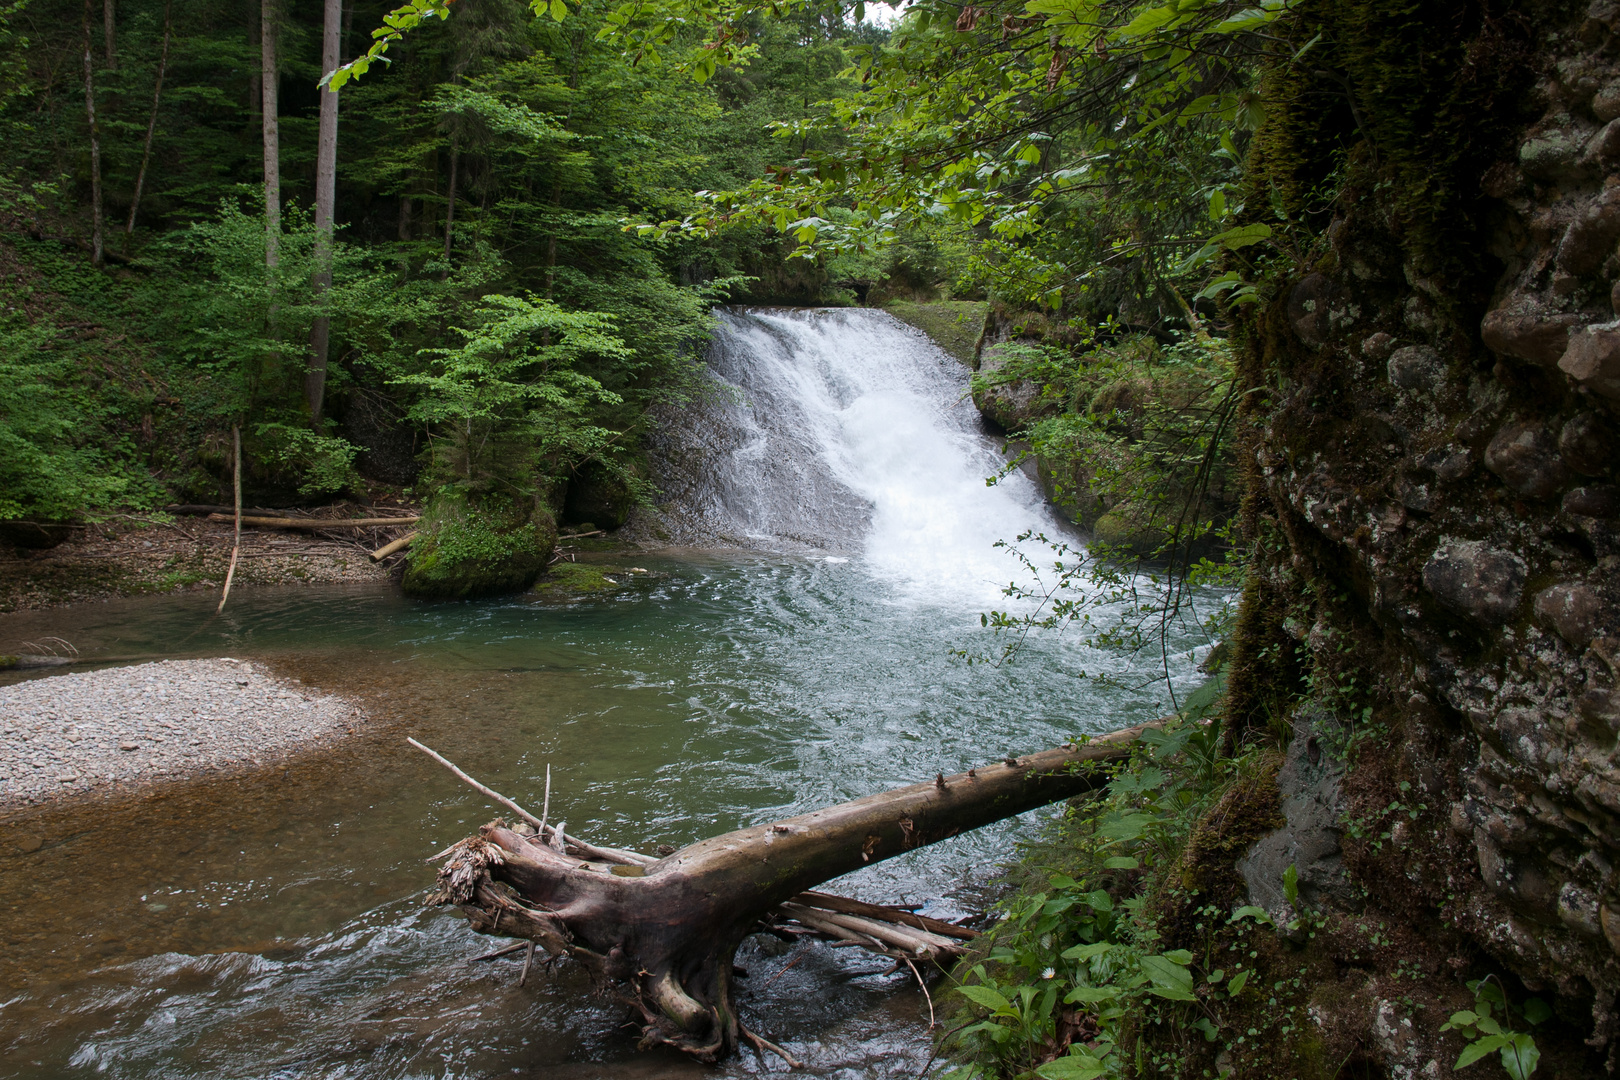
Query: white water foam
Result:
<box><xmin>641</xmin><ymin>307</ymin><xmax>1066</xmax><ymax>606</ymax></box>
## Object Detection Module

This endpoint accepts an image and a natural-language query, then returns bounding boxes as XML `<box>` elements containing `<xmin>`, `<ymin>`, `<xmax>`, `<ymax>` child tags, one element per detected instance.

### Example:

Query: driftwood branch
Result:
<box><xmin>369</xmin><ymin>531</ymin><xmax>416</xmax><ymax>561</ymax></box>
<box><xmin>420</xmin><ymin>723</ymin><xmax>1153</xmax><ymax>1065</ymax></box>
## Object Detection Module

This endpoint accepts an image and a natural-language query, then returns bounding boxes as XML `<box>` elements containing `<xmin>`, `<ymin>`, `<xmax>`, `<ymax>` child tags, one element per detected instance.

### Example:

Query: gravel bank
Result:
<box><xmin>0</xmin><ymin>658</ymin><xmax>366</xmax><ymax>811</ymax></box>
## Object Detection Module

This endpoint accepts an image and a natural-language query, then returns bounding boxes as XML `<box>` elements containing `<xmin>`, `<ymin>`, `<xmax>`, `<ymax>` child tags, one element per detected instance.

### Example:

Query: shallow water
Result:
<box><xmin>0</xmin><ymin>308</ymin><xmax>1220</xmax><ymax>1078</ymax></box>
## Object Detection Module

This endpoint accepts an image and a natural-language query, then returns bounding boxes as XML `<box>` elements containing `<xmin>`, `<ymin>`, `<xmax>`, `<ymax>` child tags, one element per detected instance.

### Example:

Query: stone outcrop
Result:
<box><xmin>1226</xmin><ymin>0</ymin><xmax>1620</xmax><ymax>1068</ymax></box>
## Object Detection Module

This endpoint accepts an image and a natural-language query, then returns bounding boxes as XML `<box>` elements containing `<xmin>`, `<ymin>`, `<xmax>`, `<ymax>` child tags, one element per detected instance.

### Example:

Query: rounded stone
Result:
<box><xmin>1534</xmin><ymin>581</ymin><xmax>1603</xmax><ymax>647</ymax></box>
<box><xmin>1387</xmin><ymin>345</ymin><xmax>1446</xmax><ymax>393</ymax></box>
<box><xmin>1564</xmin><ymin>484</ymin><xmax>1620</xmax><ymax>518</ymax></box>
<box><xmin>1560</xmin><ymin>411</ymin><xmax>1618</xmax><ymax>476</ymax></box>
<box><xmin>1422</xmin><ymin>539</ymin><xmax>1527</xmax><ymax>625</ymax></box>
<box><xmin>1484</xmin><ymin>422</ymin><xmax>1570</xmax><ymax>499</ymax></box>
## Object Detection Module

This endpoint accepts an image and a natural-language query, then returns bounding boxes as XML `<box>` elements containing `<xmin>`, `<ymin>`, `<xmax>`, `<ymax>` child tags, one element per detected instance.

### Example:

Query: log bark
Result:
<box><xmin>260</xmin><ymin>0</ymin><xmax>280</xmax><ymax>269</ymax></box>
<box><xmin>369</xmin><ymin>531</ymin><xmax>416</xmax><ymax>561</ymax></box>
<box><xmin>427</xmin><ymin>723</ymin><xmax>1150</xmax><ymax>1062</ymax></box>
<box><xmin>205</xmin><ymin>513</ymin><xmax>418</xmax><ymax>529</ymax></box>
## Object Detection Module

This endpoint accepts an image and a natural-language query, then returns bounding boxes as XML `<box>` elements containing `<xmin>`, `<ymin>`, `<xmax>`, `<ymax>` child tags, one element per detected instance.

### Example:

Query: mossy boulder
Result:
<box><xmin>402</xmin><ymin>490</ymin><xmax>557</xmax><ymax>600</ymax></box>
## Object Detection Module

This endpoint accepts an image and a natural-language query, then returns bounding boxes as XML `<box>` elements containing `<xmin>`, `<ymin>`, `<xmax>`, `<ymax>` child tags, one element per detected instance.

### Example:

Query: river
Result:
<box><xmin>0</xmin><ymin>309</ymin><xmax>1217</xmax><ymax>1078</ymax></box>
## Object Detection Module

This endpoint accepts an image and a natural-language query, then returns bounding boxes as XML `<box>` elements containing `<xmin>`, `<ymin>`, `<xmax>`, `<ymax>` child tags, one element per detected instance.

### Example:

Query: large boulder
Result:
<box><xmin>402</xmin><ymin>489</ymin><xmax>557</xmax><ymax>600</ymax></box>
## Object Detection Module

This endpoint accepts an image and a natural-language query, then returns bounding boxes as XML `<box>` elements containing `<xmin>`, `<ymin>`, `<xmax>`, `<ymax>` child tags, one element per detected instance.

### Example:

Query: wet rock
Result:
<box><xmin>1534</xmin><ymin>581</ymin><xmax>1603</xmax><ymax>647</ymax></box>
<box><xmin>1565</xmin><ymin>484</ymin><xmax>1620</xmax><ymax>517</ymax></box>
<box><xmin>1560</xmin><ymin>411</ymin><xmax>1618</xmax><ymax>475</ymax></box>
<box><xmin>1484</xmin><ymin>422</ymin><xmax>1569</xmax><ymax>499</ymax></box>
<box><xmin>1603</xmin><ymin>905</ymin><xmax>1620</xmax><ymax>955</ymax></box>
<box><xmin>1422</xmin><ymin>539</ymin><xmax>1527</xmax><ymax>625</ymax></box>
<box><xmin>1288</xmin><ymin>273</ymin><xmax>1334</xmax><ymax>349</ymax></box>
<box><xmin>1387</xmin><ymin>345</ymin><xmax>1446</xmax><ymax>392</ymax></box>
<box><xmin>1481</xmin><ymin>295</ymin><xmax>1584</xmax><ymax>367</ymax></box>
<box><xmin>1560</xmin><ymin>322</ymin><xmax>1620</xmax><ymax>400</ymax></box>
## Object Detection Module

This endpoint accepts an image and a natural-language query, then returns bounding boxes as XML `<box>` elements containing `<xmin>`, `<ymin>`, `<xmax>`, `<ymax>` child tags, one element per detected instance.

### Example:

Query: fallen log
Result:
<box><xmin>419</xmin><ymin>723</ymin><xmax>1152</xmax><ymax>1064</ymax></box>
<box><xmin>205</xmin><ymin>513</ymin><xmax>420</xmax><ymax>530</ymax></box>
<box><xmin>369</xmin><ymin>531</ymin><xmax>417</xmax><ymax>561</ymax></box>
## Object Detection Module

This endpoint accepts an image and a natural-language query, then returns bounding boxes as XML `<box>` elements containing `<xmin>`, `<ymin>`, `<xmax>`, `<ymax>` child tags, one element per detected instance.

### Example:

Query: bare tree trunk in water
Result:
<box><xmin>81</xmin><ymin>0</ymin><xmax>104</xmax><ymax>267</ymax></box>
<box><xmin>124</xmin><ymin>0</ymin><xmax>170</xmax><ymax>251</ymax></box>
<box><xmin>103</xmin><ymin>0</ymin><xmax>114</xmax><ymax>66</ymax></box>
<box><xmin>260</xmin><ymin>0</ymin><xmax>279</xmax><ymax>268</ymax></box>
<box><xmin>428</xmin><ymin>725</ymin><xmax>1150</xmax><ymax>1063</ymax></box>
<box><xmin>305</xmin><ymin>0</ymin><xmax>342</xmax><ymax>426</ymax></box>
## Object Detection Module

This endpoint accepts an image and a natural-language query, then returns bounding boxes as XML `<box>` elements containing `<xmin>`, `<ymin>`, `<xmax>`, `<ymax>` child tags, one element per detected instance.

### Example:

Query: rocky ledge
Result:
<box><xmin>0</xmin><ymin>658</ymin><xmax>366</xmax><ymax>813</ymax></box>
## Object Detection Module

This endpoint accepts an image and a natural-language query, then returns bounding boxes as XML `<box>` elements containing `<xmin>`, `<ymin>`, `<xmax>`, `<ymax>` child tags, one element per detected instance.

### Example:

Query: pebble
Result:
<box><xmin>0</xmin><ymin>658</ymin><xmax>365</xmax><ymax>810</ymax></box>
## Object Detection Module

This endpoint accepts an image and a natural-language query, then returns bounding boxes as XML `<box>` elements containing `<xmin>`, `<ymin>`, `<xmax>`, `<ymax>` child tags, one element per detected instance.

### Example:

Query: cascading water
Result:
<box><xmin>640</xmin><ymin>308</ymin><xmax>1060</xmax><ymax>603</ymax></box>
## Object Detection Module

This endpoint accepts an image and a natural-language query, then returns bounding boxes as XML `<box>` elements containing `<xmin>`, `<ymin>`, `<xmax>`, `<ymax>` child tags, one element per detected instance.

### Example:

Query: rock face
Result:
<box><xmin>402</xmin><ymin>489</ymin><xmax>556</xmax><ymax>600</ymax></box>
<box><xmin>1227</xmin><ymin>0</ymin><xmax>1620</xmax><ymax>1067</ymax></box>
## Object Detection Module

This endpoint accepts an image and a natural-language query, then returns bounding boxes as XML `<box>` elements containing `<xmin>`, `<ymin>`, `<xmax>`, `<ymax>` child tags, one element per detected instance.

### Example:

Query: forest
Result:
<box><xmin>4</xmin><ymin>0</ymin><xmax>1620</xmax><ymax>1077</ymax></box>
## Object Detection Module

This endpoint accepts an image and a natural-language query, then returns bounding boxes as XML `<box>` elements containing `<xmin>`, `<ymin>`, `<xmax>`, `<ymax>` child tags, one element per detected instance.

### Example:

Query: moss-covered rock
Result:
<box><xmin>881</xmin><ymin>300</ymin><xmax>990</xmax><ymax>367</ymax></box>
<box><xmin>402</xmin><ymin>489</ymin><xmax>557</xmax><ymax>600</ymax></box>
<box><xmin>530</xmin><ymin>560</ymin><xmax>645</xmax><ymax>600</ymax></box>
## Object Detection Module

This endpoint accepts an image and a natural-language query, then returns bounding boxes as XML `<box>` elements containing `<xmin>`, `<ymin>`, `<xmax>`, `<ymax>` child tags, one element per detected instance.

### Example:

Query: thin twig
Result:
<box><xmin>906</xmin><ymin>957</ymin><xmax>936</xmax><ymax>1029</ymax></box>
<box><xmin>217</xmin><ymin>426</ymin><xmax>241</xmax><ymax>615</ymax></box>
<box><xmin>469</xmin><ymin>942</ymin><xmax>528</xmax><ymax>963</ymax></box>
<box><xmin>539</xmin><ymin>763</ymin><xmax>551</xmax><ymax>836</ymax></box>
<box><xmin>761</xmin><ymin>946</ymin><xmax>807</xmax><ymax>990</ymax></box>
<box><xmin>407</xmin><ymin>737</ymin><xmax>544</xmax><ymax>830</ymax></box>
<box><xmin>739</xmin><ymin>1023</ymin><xmax>804</xmax><ymax>1069</ymax></box>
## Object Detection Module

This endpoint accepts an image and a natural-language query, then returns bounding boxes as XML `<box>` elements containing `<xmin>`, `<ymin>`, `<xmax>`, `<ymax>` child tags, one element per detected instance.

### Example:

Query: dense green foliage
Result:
<box><xmin>0</xmin><ymin>0</ymin><xmax>885</xmax><ymax>521</ymax></box>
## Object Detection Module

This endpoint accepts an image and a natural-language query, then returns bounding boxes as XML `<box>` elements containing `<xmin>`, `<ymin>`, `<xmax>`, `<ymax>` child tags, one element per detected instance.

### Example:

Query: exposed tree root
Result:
<box><xmin>414</xmin><ymin>723</ymin><xmax>1151</xmax><ymax>1064</ymax></box>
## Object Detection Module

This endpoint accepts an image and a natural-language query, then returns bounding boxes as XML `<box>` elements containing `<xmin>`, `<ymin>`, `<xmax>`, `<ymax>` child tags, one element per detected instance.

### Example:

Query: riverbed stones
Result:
<box><xmin>1484</xmin><ymin>422</ymin><xmax>1570</xmax><ymax>498</ymax></box>
<box><xmin>0</xmin><ymin>658</ymin><xmax>365</xmax><ymax>809</ymax></box>
<box><xmin>1421</xmin><ymin>539</ymin><xmax>1527</xmax><ymax>625</ymax></box>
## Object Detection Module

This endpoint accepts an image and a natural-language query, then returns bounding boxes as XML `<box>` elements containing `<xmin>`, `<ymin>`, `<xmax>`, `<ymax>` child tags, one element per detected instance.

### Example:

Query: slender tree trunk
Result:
<box><xmin>81</xmin><ymin>0</ymin><xmax>104</xmax><ymax>267</ymax></box>
<box><xmin>248</xmin><ymin>6</ymin><xmax>260</xmax><ymax>132</ymax></box>
<box><xmin>260</xmin><ymin>0</ymin><xmax>279</xmax><ymax>269</ymax></box>
<box><xmin>442</xmin><ymin>133</ymin><xmax>458</xmax><ymax>263</ymax></box>
<box><xmin>124</xmin><ymin>0</ymin><xmax>171</xmax><ymax>251</ymax></box>
<box><xmin>102</xmin><ymin>0</ymin><xmax>115</xmax><ymax>67</ymax></box>
<box><xmin>397</xmin><ymin>195</ymin><xmax>411</xmax><ymax>241</ymax></box>
<box><xmin>305</xmin><ymin>0</ymin><xmax>342</xmax><ymax>426</ymax></box>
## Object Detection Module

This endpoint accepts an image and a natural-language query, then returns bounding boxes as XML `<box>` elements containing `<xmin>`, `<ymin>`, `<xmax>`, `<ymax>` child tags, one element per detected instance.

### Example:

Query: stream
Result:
<box><xmin>0</xmin><ymin>309</ymin><xmax>1217</xmax><ymax>1078</ymax></box>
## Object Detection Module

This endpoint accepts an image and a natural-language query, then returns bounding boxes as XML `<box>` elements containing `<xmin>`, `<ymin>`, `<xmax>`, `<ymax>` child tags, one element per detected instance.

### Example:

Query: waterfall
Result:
<box><xmin>637</xmin><ymin>307</ymin><xmax>1063</xmax><ymax>603</ymax></box>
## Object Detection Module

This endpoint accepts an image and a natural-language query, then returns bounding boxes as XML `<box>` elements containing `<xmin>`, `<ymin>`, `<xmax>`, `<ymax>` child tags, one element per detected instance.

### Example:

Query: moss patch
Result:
<box><xmin>881</xmin><ymin>300</ymin><xmax>990</xmax><ymax>366</ymax></box>
<box><xmin>530</xmin><ymin>560</ymin><xmax>643</xmax><ymax>600</ymax></box>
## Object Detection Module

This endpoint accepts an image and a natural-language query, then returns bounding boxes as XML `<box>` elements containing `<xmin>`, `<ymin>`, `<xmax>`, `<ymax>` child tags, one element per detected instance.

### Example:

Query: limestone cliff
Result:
<box><xmin>1226</xmin><ymin>0</ymin><xmax>1620</xmax><ymax>1065</ymax></box>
